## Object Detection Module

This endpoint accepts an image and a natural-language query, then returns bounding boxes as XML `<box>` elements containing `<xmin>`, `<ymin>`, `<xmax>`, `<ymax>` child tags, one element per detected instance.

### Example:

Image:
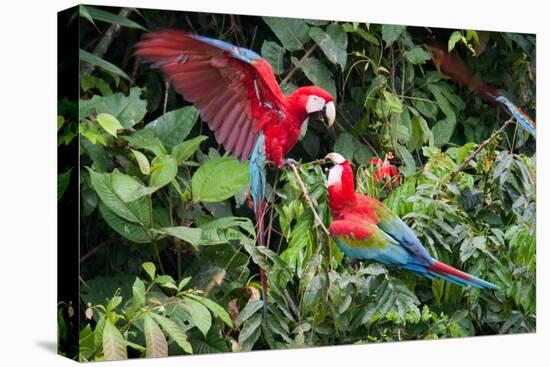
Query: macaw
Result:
<box><xmin>325</xmin><ymin>152</ymin><xmax>498</xmax><ymax>289</ymax></box>
<box><xmin>135</xmin><ymin>30</ymin><xmax>336</xmax><ymax>309</ymax></box>
<box><xmin>426</xmin><ymin>42</ymin><xmax>536</xmax><ymax>137</ymax></box>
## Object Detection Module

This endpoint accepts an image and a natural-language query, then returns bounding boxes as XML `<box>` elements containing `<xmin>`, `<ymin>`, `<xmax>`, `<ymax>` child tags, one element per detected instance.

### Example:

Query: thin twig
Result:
<box><xmin>447</xmin><ymin>118</ymin><xmax>514</xmax><ymax>183</ymax></box>
<box><xmin>80</xmin><ymin>240</ymin><xmax>111</xmax><ymax>263</ymax></box>
<box><xmin>281</xmin><ymin>44</ymin><xmax>318</xmax><ymax>85</ymax></box>
<box><xmin>83</xmin><ymin>8</ymin><xmax>132</xmax><ymax>75</ymax></box>
<box><xmin>287</xmin><ymin>163</ymin><xmax>330</xmax><ymax>237</ymax></box>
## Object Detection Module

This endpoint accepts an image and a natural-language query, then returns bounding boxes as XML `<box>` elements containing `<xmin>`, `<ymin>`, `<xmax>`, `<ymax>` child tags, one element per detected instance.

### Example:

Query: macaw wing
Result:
<box><xmin>135</xmin><ymin>30</ymin><xmax>286</xmax><ymax>161</ymax></box>
<box><xmin>329</xmin><ymin>218</ymin><xmax>412</xmax><ymax>266</ymax></box>
<box><xmin>360</xmin><ymin>195</ymin><xmax>434</xmax><ymax>265</ymax></box>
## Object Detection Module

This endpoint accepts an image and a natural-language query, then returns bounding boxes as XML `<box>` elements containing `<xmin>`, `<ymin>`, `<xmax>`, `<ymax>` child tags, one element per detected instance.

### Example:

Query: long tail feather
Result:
<box><xmin>496</xmin><ymin>96</ymin><xmax>536</xmax><ymax>138</ymax></box>
<box><xmin>250</xmin><ymin>135</ymin><xmax>269</xmax><ymax>314</ymax></box>
<box><xmin>427</xmin><ymin>260</ymin><xmax>499</xmax><ymax>289</ymax></box>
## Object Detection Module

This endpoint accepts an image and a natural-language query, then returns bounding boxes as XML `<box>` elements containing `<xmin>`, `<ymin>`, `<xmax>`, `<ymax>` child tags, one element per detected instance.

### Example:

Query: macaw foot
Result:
<box><xmin>282</xmin><ymin>158</ymin><xmax>299</xmax><ymax>169</ymax></box>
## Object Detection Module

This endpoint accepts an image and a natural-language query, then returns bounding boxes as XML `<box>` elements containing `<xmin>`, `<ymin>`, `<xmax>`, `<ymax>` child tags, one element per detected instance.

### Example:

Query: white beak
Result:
<box><xmin>325</xmin><ymin>101</ymin><xmax>336</xmax><ymax>128</ymax></box>
<box><xmin>325</xmin><ymin>152</ymin><xmax>345</xmax><ymax>164</ymax></box>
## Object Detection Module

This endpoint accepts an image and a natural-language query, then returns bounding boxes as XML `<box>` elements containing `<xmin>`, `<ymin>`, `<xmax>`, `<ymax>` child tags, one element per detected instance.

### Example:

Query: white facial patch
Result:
<box><xmin>306</xmin><ymin>95</ymin><xmax>326</xmax><ymax>114</ymax></box>
<box><xmin>327</xmin><ymin>164</ymin><xmax>343</xmax><ymax>187</ymax></box>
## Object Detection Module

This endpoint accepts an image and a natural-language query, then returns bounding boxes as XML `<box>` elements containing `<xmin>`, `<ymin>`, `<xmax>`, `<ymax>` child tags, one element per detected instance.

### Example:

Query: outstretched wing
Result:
<box><xmin>135</xmin><ymin>30</ymin><xmax>286</xmax><ymax>161</ymax></box>
<box><xmin>329</xmin><ymin>218</ymin><xmax>413</xmax><ymax>266</ymax></box>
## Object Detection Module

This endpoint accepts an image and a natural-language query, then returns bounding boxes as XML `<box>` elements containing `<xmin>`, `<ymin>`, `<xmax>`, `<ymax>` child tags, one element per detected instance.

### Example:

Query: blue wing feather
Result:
<box><xmin>190</xmin><ymin>34</ymin><xmax>262</xmax><ymax>64</ymax></box>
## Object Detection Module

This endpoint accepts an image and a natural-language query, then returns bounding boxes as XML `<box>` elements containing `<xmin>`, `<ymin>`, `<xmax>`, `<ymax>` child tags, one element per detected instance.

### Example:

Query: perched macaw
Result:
<box><xmin>135</xmin><ymin>30</ymin><xmax>336</xmax><ymax>308</ymax></box>
<box><xmin>427</xmin><ymin>42</ymin><xmax>536</xmax><ymax>137</ymax></box>
<box><xmin>325</xmin><ymin>152</ymin><xmax>498</xmax><ymax>289</ymax></box>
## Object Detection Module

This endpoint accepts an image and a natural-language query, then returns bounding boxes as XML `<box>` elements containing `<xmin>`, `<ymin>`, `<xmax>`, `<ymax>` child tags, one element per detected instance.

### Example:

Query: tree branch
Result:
<box><xmin>287</xmin><ymin>163</ymin><xmax>330</xmax><ymax>237</ymax></box>
<box><xmin>447</xmin><ymin>118</ymin><xmax>514</xmax><ymax>183</ymax></box>
<box><xmin>281</xmin><ymin>44</ymin><xmax>318</xmax><ymax>85</ymax></box>
<box><xmin>83</xmin><ymin>8</ymin><xmax>132</xmax><ymax>75</ymax></box>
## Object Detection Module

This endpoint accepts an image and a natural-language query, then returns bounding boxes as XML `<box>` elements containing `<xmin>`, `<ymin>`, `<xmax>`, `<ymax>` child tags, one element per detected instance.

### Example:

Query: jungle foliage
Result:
<box><xmin>57</xmin><ymin>5</ymin><xmax>536</xmax><ymax>361</ymax></box>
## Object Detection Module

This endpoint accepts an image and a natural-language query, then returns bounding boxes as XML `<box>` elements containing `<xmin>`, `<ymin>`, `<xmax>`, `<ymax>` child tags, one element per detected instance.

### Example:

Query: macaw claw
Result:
<box><xmin>282</xmin><ymin>158</ymin><xmax>299</xmax><ymax>169</ymax></box>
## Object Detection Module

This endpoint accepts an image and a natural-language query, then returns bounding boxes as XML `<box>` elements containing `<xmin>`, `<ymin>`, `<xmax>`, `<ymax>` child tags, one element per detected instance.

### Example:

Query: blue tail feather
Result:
<box><xmin>496</xmin><ymin>95</ymin><xmax>536</xmax><ymax>138</ymax></box>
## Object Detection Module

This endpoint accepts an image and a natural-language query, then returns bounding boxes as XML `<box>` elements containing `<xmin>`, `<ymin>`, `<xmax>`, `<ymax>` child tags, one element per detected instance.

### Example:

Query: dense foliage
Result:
<box><xmin>57</xmin><ymin>6</ymin><xmax>536</xmax><ymax>361</ymax></box>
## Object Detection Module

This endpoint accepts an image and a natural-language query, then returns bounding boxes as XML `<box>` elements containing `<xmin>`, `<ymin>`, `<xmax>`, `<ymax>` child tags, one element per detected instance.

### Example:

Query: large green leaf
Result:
<box><xmin>235</xmin><ymin>300</ymin><xmax>263</xmax><ymax>328</ymax></box>
<box><xmin>150</xmin><ymin>313</ymin><xmax>193</xmax><ymax>354</ymax></box>
<box><xmin>432</xmin><ymin>116</ymin><xmax>457</xmax><ymax>147</ymax></box>
<box><xmin>144</xmin><ymin>106</ymin><xmax>199</xmax><ymax>150</ymax></box>
<box><xmin>172</xmin><ymin>135</ymin><xmax>208</xmax><ymax>164</ymax></box>
<box><xmin>149</xmin><ymin>155</ymin><xmax>178</xmax><ymax>189</ymax></box>
<box><xmin>381</xmin><ymin>24</ymin><xmax>405</xmax><ymax>48</ymax></box>
<box><xmin>183</xmin><ymin>297</ymin><xmax>212</xmax><ymax>337</ymax></box>
<box><xmin>96</xmin><ymin>113</ymin><xmax>123</xmax><ymax>137</ymax></box>
<box><xmin>111</xmin><ymin>171</ymin><xmax>156</xmax><ymax>202</ymax></box>
<box><xmin>123</xmin><ymin>130</ymin><xmax>167</xmax><ymax>157</ymax></box>
<box><xmin>405</xmin><ymin>46</ymin><xmax>432</xmax><ymax>65</ymax></box>
<box><xmin>155</xmin><ymin>226</ymin><xmax>203</xmax><ymax>249</ymax></box>
<box><xmin>295</xmin><ymin>56</ymin><xmax>337</xmax><ymax>100</ymax></box>
<box><xmin>102</xmin><ymin>319</ymin><xmax>127</xmax><ymax>360</ymax></box>
<box><xmin>144</xmin><ymin>315</ymin><xmax>168</xmax><ymax>358</ymax></box>
<box><xmin>80</xmin><ymin>87</ymin><xmax>147</xmax><ymax>128</ymax></box>
<box><xmin>396</xmin><ymin>144</ymin><xmax>416</xmax><ymax>176</ymax></box>
<box><xmin>192</xmin><ymin>157</ymin><xmax>249</xmax><ymax>203</ymax></box>
<box><xmin>261</xmin><ymin>41</ymin><xmax>285</xmax><ymax>75</ymax></box>
<box><xmin>80</xmin><ymin>49</ymin><xmax>131</xmax><ymax>81</ymax></box>
<box><xmin>186</xmin><ymin>294</ymin><xmax>233</xmax><ymax>328</ymax></box>
<box><xmin>309</xmin><ymin>24</ymin><xmax>348</xmax><ymax>69</ymax></box>
<box><xmin>263</xmin><ymin>17</ymin><xmax>311</xmax><ymax>51</ymax></box>
<box><xmin>88</xmin><ymin>168</ymin><xmax>150</xmax><ymax>225</ymax></box>
<box><xmin>98</xmin><ymin>203</ymin><xmax>151</xmax><ymax>243</ymax></box>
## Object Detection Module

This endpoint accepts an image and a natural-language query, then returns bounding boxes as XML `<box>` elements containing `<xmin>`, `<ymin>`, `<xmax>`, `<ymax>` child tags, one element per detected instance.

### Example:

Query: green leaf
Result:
<box><xmin>448</xmin><ymin>31</ymin><xmax>462</xmax><ymax>52</ymax></box>
<box><xmin>172</xmin><ymin>135</ymin><xmax>208</xmax><ymax>164</ymax></box>
<box><xmin>132</xmin><ymin>277</ymin><xmax>146</xmax><ymax>309</ymax></box>
<box><xmin>143</xmin><ymin>262</ymin><xmax>156</xmax><ymax>280</ymax></box>
<box><xmin>309</xmin><ymin>24</ymin><xmax>348</xmax><ymax>69</ymax></box>
<box><xmin>80</xmin><ymin>121</ymin><xmax>107</xmax><ymax>146</ymax></box>
<box><xmin>58</xmin><ymin>168</ymin><xmax>72</xmax><ymax>202</ymax></box>
<box><xmin>295</xmin><ymin>56</ymin><xmax>337</xmax><ymax>99</ymax></box>
<box><xmin>150</xmin><ymin>155</ymin><xmax>178</xmax><ymax>189</ymax></box>
<box><xmin>178</xmin><ymin>277</ymin><xmax>192</xmax><ymax>291</ymax></box>
<box><xmin>144</xmin><ymin>315</ymin><xmax>168</xmax><ymax>358</ymax></box>
<box><xmin>261</xmin><ymin>41</ymin><xmax>285</xmax><ymax>75</ymax></box>
<box><xmin>111</xmin><ymin>171</ymin><xmax>156</xmax><ymax>202</ymax></box>
<box><xmin>102</xmin><ymin>319</ymin><xmax>127</xmax><ymax>360</ymax></box>
<box><xmin>192</xmin><ymin>157</ymin><xmax>249</xmax><ymax>203</ymax></box>
<box><xmin>131</xmin><ymin>149</ymin><xmax>151</xmax><ymax>175</ymax></box>
<box><xmin>381</xmin><ymin>24</ymin><xmax>405</xmax><ymax>48</ymax></box>
<box><xmin>80</xmin><ymin>87</ymin><xmax>147</xmax><ymax>128</ymax></box>
<box><xmin>155</xmin><ymin>226</ymin><xmax>203</xmax><ymax>249</ymax></box>
<box><xmin>98</xmin><ymin>203</ymin><xmax>151</xmax><ymax>243</ymax></box>
<box><xmin>405</xmin><ymin>46</ymin><xmax>432</xmax><ymax>65</ymax></box>
<box><xmin>396</xmin><ymin>144</ymin><xmax>416</xmax><ymax>176</ymax></box>
<box><xmin>239</xmin><ymin>313</ymin><xmax>262</xmax><ymax>342</ymax></box>
<box><xmin>432</xmin><ymin>116</ymin><xmax>457</xmax><ymax>147</ymax></box>
<box><xmin>96</xmin><ymin>113</ymin><xmax>123</xmax><ymax>137</ymax></box>
<box><xmin>80</xmin><ymin>49</ymin><xmax>130</xmax><ymax>81</ymax></box>
<box><xmin>88</xmin><ymin>168</ymin><xmax>150</xmax><ymax>225</ymax></box>
<box><xmin>150</xmin><ymin>313</ymin><xmax>193</xmax><ymax>354</ymax></box>
<box><xmin>79</xmin><ymin>5</ymin><xmax>96</xmax><ymax>28</ymax></box>
<box><xmin>186</xmin><ymin>294</ymin><xmax>233</xmax><ymax>328</ymax></box>
<box><xmin>83</xmin><ymin>6</ymin><xmax>146</xmax><ymax>30</ymax></box>
<box><xmin>144</xmin><ymin>106</ymin><xmax>199</xmax><ymax>151</ymax></box>
<box><xmin>235</xmin><ymin>300</ymin><xmax>263</xmax><ymax>328</ymax></box>
<box><xmin>183</xmin><ymin>297</ymin><xmax>212</xmax><ymax>337</ymax></box>
<box><xmin>263</xmin><ymin>17</ymin><xmax>311</xmax><ymax>51</ymax></box>
<box><xmin>123</xmin><ymin>131</ymin><xmax>167</xmax><ymax>157</ymax></box>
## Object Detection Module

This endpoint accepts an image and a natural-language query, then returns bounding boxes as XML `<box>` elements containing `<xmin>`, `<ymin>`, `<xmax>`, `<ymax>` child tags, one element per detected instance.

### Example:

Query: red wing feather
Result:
<box><xmin>135</xmin><ymin>30</ymin><xmax>286</xmax><ymax>161</ymax></box>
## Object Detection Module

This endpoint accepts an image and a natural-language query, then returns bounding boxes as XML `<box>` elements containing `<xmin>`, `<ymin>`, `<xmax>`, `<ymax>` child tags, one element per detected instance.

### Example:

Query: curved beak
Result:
<box><xmin>324</xmin><ymin>152</ymin><xmax>345</xmax><ymax>165</ymax></box>
<box><xmin>324</xmin><ymin>101</ymin><xmax>336</xmax><ymax>128</ymax></box>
